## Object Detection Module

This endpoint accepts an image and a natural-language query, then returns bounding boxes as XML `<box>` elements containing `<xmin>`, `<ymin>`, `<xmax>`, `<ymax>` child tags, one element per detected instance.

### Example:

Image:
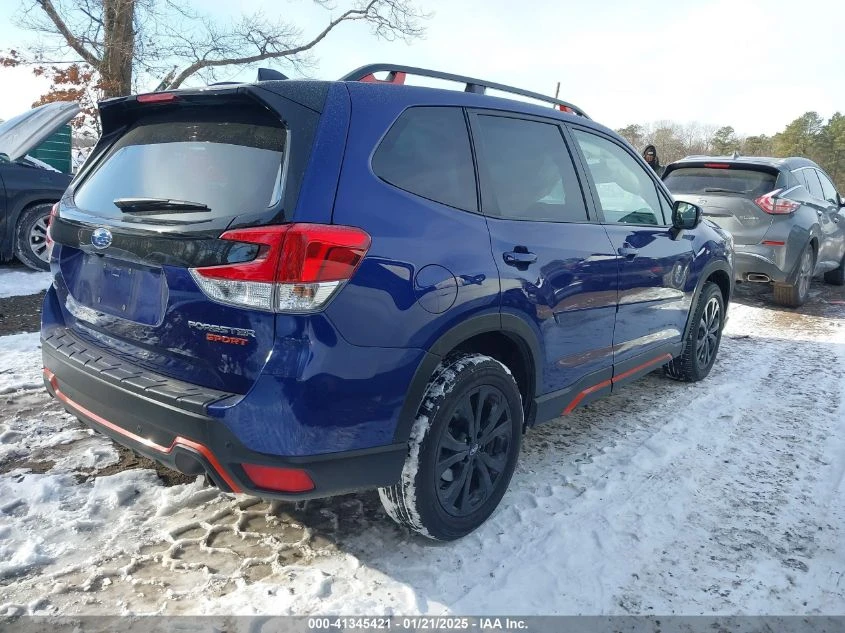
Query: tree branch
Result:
<box><xmin>169</xmin><ymin>1</ymin><xmax>379</xmax><ymax>88</ymax></box>
<box><xmin>36</xmin><ymin>0</ymin><xmax>101</xmax><ymax>67</ymax></box>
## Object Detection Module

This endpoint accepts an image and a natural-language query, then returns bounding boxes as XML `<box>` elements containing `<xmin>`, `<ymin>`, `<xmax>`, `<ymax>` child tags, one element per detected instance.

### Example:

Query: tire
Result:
<box><xmin>823</xmin><ymin>252</ymin><xmax>845</xmax><ymax>286</ymax></box>
<box><xmin>379</xmin><ymin>353</ymin><xmax>523</xmax><ymax>541</ymax></box>
<box><xmin>14</xmin><ymin>203</ymin><xmax>54</xmax><ymax>271</ymax></box>
<box><xmin>773</xmin><ymin>243</ymin><xmax>814</xmax><ymax>307</ymax></box>
<box><xmin>664</xmin><ymin>281</ymin><xmax>725</xmax><ymax>382</ymax></box>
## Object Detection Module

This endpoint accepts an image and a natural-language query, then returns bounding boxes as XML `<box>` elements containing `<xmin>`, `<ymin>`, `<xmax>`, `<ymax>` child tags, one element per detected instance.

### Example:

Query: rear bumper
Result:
<box><xmin>42</xmin><ymin>333</ymin><xmax>406</xmax><ymax>500</ymax></box>
<box><xmin>733</xmin><ymin>248</ymin><xmax>790</xmax><ymax>283</ymax></box>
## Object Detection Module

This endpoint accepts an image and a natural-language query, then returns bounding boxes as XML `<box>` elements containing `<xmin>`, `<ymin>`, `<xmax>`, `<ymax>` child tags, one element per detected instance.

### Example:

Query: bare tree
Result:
<box><xmin>11</xmin><ymin>0</ymin><xmax>428</xmax><ymax>98</ymax></box>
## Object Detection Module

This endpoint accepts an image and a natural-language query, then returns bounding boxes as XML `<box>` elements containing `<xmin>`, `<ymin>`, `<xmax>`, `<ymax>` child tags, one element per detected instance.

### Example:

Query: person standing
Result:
<box><xmin>642</xmin><ymin>144</ymin><xmax>664</xmax><ymax>177</ymax></box>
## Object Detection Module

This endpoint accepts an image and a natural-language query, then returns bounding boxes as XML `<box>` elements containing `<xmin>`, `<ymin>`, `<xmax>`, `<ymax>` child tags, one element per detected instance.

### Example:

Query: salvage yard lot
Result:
<box><xmin>1</xmin><ymin>266</ymin><xmax>844</xmax><ymax>616</ymax></box>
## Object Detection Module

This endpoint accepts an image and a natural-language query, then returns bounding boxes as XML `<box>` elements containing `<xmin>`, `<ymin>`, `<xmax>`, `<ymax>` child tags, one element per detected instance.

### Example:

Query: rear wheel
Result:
<box><xmin>665</xmin><ymin>281</ymin><xmax>724</xmax><ymax>382</ymax></box>
<box><xmin>823</xmin><ymin>252</ymin><xmax>845</xmax><ymax>286</ymax></box>
<box><xmin>379</xmin><ymin>353</ymin><xmax>523</xmax><ymax>541</ymax></box>
<box><xmin>14</xmin><ymin>203</ymin><xmax>53</xmax><ymax>271</ymax></box>
<box><xmin>773</xmin><ymin>243</ymin><xmax>814</xmax><ymax>307</ymax></box>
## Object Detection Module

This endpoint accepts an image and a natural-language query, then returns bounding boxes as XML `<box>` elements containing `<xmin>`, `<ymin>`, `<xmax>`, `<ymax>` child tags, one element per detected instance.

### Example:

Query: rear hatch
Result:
<box><xmin>663</xmin><ymin>161</ymin><xmax>784</xmax><ymax>245</ymax></box>
<box><xmin>48</xmin><ymin>86</ymin><xmax>324</xmax><ymax>394</ymax></box>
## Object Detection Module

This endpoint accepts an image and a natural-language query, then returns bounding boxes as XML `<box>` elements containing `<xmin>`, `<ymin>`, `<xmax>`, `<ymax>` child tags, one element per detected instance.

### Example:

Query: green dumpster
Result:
<box><xmin>29</xmin><ymin>123</ymin><xmax>72</xmax><ymax>174</ymax></box>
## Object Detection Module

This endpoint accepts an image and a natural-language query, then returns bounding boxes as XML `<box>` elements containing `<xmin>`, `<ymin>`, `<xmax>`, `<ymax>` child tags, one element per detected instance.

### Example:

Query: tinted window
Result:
<box><xmin>74</xmin><ymin>107</ymin><xmax>287</xmax><ymax>220</ymax></box>
<box><xmin>816</xmin><ymin>170</ymin><xmax>839</xmax><ymax>203</ymax></box>
<box><xmin>573</xmin><ymin>130</ymin><xmax>663</xmax><ymax>225</ymax></box>
<box><xmin>372</xmin><ymin>107</ymin><xmax>477</xmax><ymax>211</ymax></box>
<box><xmin>803</xmin><ymin>168</ymin><xmax>824</xmax><ymax>199</ymax></box>
<box><xmin>474</xmin><ymin>116</ymin><xmax>588</xmax><ymax>222</ymax></box>
<box><xmin>663</xmin><ymin>167</ymin><xmax>776</xmax><ymax>197</ymax></box>
<box><xmin>658</xmin><ymin>192</ymin><xmax>673</xmax><ymax>225</ymax></box>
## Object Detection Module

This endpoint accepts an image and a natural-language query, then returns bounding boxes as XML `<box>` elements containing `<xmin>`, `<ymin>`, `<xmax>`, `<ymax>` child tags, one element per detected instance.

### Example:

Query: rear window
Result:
<box><xmin>372</xmin><ymin>106</ymin><xmax>477</xmax><ymax>212</ymax></box>
<box><xmin>74</xmin><ymin>106</ymin><xmax>287</xmax><ymax>219</ymax></box>
<box><xmin>663</xmin><ymin>167</ymin><xmax>777</xmax><ymax>197</ymax></box>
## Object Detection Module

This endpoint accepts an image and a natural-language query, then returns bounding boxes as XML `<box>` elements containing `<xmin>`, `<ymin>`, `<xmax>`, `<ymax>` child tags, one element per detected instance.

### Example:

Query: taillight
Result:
<box><xmin>189</xmin><ymin>223</ymin><xmax>371</xmax><ymax>312</ymax></box>
<box><xmin>45</xmin><ymin>202</ymin><xmax>59</xmax><ymax>259</ymax></box>
<box><xmin>755</xmin><ymin>189</ymin><xmax>800</xmax><ymax>215</ymax></box>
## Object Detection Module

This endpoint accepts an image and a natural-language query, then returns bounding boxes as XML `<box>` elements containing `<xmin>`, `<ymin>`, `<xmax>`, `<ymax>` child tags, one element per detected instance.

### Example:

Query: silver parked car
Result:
<box><xmin>664</xmin><ymin>156</ymin><xmax>845</xmax><ymax>307</ymax></box>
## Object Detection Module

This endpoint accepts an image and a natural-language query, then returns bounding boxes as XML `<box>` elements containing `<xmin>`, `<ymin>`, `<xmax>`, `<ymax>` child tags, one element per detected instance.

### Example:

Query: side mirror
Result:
<box><xmin>0</xmin><ymin>152</ymin><xmax>10</xmax><ymax>164</ymax></box>
<box><xmin>672</xmin><ymin>200</ymin><xmax>701</xmax><ymax>230</ymax></box>
<box><xmin>839</xmin><ymin>194</ymin><xmax>845</xmax><ymax>208</ymax></box>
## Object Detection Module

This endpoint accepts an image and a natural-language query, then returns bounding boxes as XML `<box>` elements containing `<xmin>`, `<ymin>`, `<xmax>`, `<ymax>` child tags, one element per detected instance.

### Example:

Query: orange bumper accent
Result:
<box><xmin>44</xmin><ymin>368</ymin><xmax>242</xmax><ymax>493</ymax></box>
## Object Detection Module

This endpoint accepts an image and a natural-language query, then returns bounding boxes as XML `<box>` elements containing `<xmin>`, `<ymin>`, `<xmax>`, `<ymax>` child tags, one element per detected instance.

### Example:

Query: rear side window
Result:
<box><xmin>802</xmin><ymin>168</ymin><xmax>825</xmax><ymax>199</ymax></box>
<box><xmin>74</xmin><ymin>106</ymin><xmax>287</xmax><ymax>220</ymax></box>
<box><xmin>372</xmin><ymin>107</ymin><xmax>477</xmax><ymax>211</ymax></box>
<box><xmin>663</xmin><ymin>167</ymin><xmax>776</xmax><ymax>197</ymax></box>
<box><xmin>473</xmin><ymin>115</ymin><xmax>588</xmax><ymax>222</ymax></box>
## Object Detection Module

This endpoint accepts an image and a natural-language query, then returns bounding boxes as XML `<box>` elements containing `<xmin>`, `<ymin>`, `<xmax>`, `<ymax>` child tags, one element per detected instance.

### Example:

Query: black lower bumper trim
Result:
<box><xmin>43</xmin><ymin>340</ymin><xmax>407</xmax><ymax>500</ymax></box>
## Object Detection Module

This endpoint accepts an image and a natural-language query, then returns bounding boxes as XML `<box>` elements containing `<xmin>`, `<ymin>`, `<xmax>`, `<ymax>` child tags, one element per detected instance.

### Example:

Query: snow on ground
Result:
<box><xmin>0</xmin><ymin>289</ymin><xmax>844</xmax><ymax>616</ymax></box>
<box><xmin>0</xmin><ymin>332</ymin><xmax>44</xmax><ymax>394</ymax></box>
<box><xmin>0</xmin><ymin>267</ymin><xmax>53</xmax><ymax>299</ymax></box>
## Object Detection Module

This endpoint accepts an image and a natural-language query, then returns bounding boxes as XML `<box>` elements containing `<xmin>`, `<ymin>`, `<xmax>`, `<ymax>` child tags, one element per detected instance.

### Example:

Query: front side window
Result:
<box><xmin>573</xmin><ymin>130</ymin><xmax>664</xmax><ymax>225</ymax></box>
<box><xmin>372</xmin><ymin>107</ymin><xmax>477</xmax><ymax>211</ymax></box>
<box><xmin>473</xmin><ymin>115</ymin><xmax>588</xmax><ymax>222</ymax></box>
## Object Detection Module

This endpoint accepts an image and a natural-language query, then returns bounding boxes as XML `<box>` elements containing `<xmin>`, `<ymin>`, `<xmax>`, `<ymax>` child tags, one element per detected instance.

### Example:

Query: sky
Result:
<box><xmin>0</xmin><ymin>0</ymin><xmax>843</xmax><ymax>137</ymax></box>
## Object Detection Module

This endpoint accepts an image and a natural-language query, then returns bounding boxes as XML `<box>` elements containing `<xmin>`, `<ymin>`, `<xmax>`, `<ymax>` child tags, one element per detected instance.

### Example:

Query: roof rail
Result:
<box><xmin>340</xmin><ymin>63</ymin><xmax>589</xmax><ymax>119</ymax></box>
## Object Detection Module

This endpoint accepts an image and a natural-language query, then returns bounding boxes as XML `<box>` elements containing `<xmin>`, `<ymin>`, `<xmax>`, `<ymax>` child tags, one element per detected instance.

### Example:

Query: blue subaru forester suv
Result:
<box><xmin>42</xmin><ymin>65</ymin><xmax>733</xmax><ymax>540</ymax></box>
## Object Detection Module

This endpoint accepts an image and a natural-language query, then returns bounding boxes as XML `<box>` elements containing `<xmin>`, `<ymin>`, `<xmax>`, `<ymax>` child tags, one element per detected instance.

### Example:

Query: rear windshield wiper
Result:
<box><xmin>113</xmin><ymin>197</ymin><xmax>211</xmax><ymax>214</ymax></box>
<box><xmin>703</xmin><ymin>188</ymin><xmax>747</xmax><ymax>194</ymax></box>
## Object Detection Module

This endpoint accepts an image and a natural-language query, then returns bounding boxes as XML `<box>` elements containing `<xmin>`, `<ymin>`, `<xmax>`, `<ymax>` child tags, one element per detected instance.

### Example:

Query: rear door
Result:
<box><xmin>468</xmin><ymin>111</ymin><xmax>618</xmax><ymax>397</ymax></box>
<box><xmin>49</xmin><ymin>89</ymin><xmax>324</xmax><ymax>394</ymax></box>
<box><xmin>569</xmin><ymin>127</ymin><xmax>695</xmax><ymax>372</ymax></box>
<box><xmin>663</xmin><ymin>162</ymin><xmax>781</xmax><ymax>245</ymax></box>
<box><xmin>804</xmin><ymin>168</ymin><xmax>845</xmax><ymax>268</ymax></box>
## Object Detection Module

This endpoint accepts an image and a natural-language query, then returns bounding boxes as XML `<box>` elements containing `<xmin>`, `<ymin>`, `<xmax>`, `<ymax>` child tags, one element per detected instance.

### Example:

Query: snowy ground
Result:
<box><xmin>0</xmin><ymin>267</ymin><xmax>53</xmax><ymax>299</ymax></box>
<box><xmin>0</xmin><ymin>280</ymin><xmax>844</xmax><ymax>616</ymax></box>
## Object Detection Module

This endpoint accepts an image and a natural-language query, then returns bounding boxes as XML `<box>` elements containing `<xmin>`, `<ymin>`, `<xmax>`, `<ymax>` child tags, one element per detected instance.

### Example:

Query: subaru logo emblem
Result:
<box><xmin>91</xmin><ymin>227</ymin><xmax>112</xmax><ymax>249</ymax></box>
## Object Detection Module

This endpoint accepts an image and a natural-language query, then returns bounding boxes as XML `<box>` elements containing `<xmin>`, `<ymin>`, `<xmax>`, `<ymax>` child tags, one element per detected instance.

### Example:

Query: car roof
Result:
<box><xmin>338</xmin><ymin>81</ymin><xmax>618</xmax><ymax>136</ymax></box>
<box><xmin>113</xmin><ymin>73</ymin><xmax>627</xmax><ymax>149</ymax></box>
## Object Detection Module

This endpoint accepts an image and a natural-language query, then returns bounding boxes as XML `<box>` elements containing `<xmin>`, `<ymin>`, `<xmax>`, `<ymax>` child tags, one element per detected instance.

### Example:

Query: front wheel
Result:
<box><xmin>665</xmin><ymin>281</ymin><xmax>725</xmax><ymax>382</ymax></box>
<box><xmin>379</xmin><ymin>353</ymin><xmax>523</xmax><ymax>541</ymax></box>
<box><xmin>823</xmin><ymin>252</ymin><xmax>845</xmax><ymax>286</ymax></box>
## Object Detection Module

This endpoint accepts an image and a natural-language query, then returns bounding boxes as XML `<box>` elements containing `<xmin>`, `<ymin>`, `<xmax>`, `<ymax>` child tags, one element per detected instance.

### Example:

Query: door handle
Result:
<box><xmin>617</xmin><ymin>245</ymin><xmax>639</xmax><ymax>258</ymax></box>
<box><xmin>503</xmin><ymin>250</ymin><xmax>538</xmax><ymax>266</ymax></box>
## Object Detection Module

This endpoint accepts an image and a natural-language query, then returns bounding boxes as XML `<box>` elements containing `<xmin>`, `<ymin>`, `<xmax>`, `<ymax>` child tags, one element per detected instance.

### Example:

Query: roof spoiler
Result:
<box><xmin>341</xmin><ymin>63</ymin><xmax>589</xmax><ymax>118</ymax></box>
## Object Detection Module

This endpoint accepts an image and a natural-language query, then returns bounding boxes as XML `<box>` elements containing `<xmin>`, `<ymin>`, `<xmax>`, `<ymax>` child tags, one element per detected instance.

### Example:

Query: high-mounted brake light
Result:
<box><xmin>189</xmin><ymin>223</ymin><xmax>371</xmax><ymax>312</ymax></box>
<box><xmin>755</xmin><ymin>189</ymin><xmax>800</xmax><ymax>215</ymax></box>
<box><xmin>556</xmin><ymin>104</ymin><xmax>575</xmax><ymax>113</ymax></box>
<box><xmin>136</xmin><ymin>92</ymin><xmax>179</xmax><ymax>103</ymax></box>
<box><xmin>704</xmin><ymin>163</ymin><xmax>730</xmax><ymax>169</ymax></box>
